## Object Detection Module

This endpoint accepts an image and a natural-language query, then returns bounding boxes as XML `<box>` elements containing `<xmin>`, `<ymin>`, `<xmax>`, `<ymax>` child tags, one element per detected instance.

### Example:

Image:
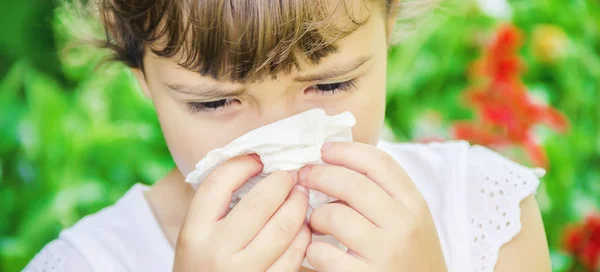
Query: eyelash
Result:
<box><xmin>186</xmin><ymin>79</ymin><xmax>357</xmax><ymax>113</ymax></box>
<box><xmin>187</xmin><ymin>98</ymin><xmax>236</xmax><ymax>113</ymax></box>
<box><xmin>307</xmin><ymin>79</ymin><xmax>357</xmax><ymax>95</ymax></box>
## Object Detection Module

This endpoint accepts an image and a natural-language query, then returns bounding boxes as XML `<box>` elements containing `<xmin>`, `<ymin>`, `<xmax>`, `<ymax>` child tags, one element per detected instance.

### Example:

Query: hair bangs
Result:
<box><xmin>159</xmin><ymin>0</ymin><xmax>379</xmax><ymax>82</ymax></box>
<box><xmin>101</xmin><ymin>0</ymin><xmax>379</xmax><ymax>82</ymax></box>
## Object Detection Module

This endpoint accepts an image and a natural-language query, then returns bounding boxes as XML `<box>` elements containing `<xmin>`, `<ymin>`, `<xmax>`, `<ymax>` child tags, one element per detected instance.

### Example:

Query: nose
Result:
<box><xmin>242</xmin><ymin>78</ymin><xmax>315</xmax><ymax>131</ymax></box>
<box><xmin>255</xmin><ymin>103</ymin><xmax>307</xmax><ymax>128</ymax></box>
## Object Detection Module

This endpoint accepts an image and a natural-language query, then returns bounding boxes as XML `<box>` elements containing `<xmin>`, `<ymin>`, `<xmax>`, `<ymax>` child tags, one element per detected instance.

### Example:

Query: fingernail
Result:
<box><xmin>288</xmin><ymin>170</ymin><xmax>298</xmax><ymax>183</ymax></box>
<box><xmin>298</xmin><ymin>166</ymin><xmax>312</xmax><ymax>184</ymax></box>
<box><xmin>347</xmin><ymin>249</ymin><xmax>359</xmax><ymax>257</ymax></box>
<box><xmin>293</xmin><ymin>184</ymin><xmax>309</xmax><ymax>196</ymax></box>
<box><xmin>249</xmin><ymin>154</ymin><xmax>261</xmax><ymax>163</ymax></box>
<box><xmin>321</xmin><ymin>142</ymin><xmax>333</xmax><ymax>152</ymax></box>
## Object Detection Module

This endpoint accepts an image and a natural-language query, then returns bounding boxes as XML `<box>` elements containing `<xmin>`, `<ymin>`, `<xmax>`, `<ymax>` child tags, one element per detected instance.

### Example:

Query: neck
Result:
<box><xmin>144</xmin><ymin>168</ymin><xmax>195</xmax><ymax>247</ymax></box>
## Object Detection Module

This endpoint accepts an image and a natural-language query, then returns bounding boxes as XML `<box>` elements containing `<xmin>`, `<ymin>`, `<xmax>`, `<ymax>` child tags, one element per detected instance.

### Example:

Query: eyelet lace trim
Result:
<box><xmin>466</xmin><ymin>146</ymin><xmax>543</xmax><ymax>272</ymax></box>
<box><xmin>23</xmin><ymin>240</ymin><xmax>89</xmax><ymax>272</ymax></box>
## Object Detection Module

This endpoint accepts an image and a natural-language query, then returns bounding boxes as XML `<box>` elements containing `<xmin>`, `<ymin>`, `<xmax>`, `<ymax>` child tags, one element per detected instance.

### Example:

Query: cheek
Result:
<box><xmin>143</xmin><ymin>59</ymin><xmax>258</xmax><ymax>176</ymax></box>
<box><xmin>150</xmin><ymin>92</ymin><xmax>243</xmax><ymax>176</ymax></box>
<box><xmin>345</xmin><ymin>70</ymin><xmax>387</xmax><ymax>146</ymax></box>
<box><xmin>349</xmin><ymin>86</ymin><xmax>386</xmax><ymax>145</ymax></box>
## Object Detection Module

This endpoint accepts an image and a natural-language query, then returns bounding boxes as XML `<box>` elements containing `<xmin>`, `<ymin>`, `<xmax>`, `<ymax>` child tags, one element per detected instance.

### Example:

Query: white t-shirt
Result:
<box><xmin>23</xmin><ymin>141</ymin><xmax>544</xmax><ymax>272</ymax></box>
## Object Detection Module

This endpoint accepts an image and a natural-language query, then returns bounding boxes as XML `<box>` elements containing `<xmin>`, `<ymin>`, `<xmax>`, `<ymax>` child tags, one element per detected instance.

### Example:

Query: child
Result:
<box><xmin>25</xmin><ymin>0</ymin><xmax>552</xmax><ymax>271</ymax></box>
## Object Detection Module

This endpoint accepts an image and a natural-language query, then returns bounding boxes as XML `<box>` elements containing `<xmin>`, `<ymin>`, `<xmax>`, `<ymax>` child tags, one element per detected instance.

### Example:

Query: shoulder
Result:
<box><xmin>377</xmin><ymin>140</ymin><xmax>544</xmax><ymax>209</ymax></box>
<box><xmin>376</xmin><ymin>140</ymin><xmax>471</xmax><ymax>195</ymax></box>
<box><xmin>462</xmin><ymin>145</ymin><xmax>548</xmax><ymax>271</ymax></box>
<box><xmin>378</xmin><ymin>140</ymin><xmax>548</xmax><ymax>271</ymax></box>
<box><xmin>24</xmin><ymin>184</ymin><xmax>174</xmax><ymax>272</ymax></box>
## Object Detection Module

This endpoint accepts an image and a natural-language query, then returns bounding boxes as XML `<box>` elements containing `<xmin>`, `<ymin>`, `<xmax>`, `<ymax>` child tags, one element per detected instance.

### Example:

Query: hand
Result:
<box><xmin>298</xmin><ymin>142</ymin><xmax>448</xmax><ymax>272</ymax></box>
<box><xmin>173</xmin><ymin>155</ymin><xmax>311</xmax><ymax>272</ymax></box>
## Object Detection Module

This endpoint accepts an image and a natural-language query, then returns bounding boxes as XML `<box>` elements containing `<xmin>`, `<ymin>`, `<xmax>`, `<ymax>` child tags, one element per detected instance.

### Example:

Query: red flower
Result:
<box><xmin>564</xmin><ymin>225</ymin><xmax>586</xmax><ymax>253</ymax></box>
<box><xmin>452</xmin><ymin>24</ymin><xmax>569</xmax><ymax>168</ymax></box>
<box><xmin>563</xmin><ymin>213</ymin><xmax>600</xmax><ymax>271</ymax></box>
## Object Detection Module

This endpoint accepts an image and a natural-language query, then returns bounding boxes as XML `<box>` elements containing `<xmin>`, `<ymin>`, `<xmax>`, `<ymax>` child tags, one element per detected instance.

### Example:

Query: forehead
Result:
<box><xmin>145</xmin><ymin>0</ymin><xmax>387</xmax><ymax>83</ymax></box>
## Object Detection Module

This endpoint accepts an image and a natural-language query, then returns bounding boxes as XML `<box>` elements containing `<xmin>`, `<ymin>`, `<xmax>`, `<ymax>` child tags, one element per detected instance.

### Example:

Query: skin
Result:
<box><xmin>131</xmin><ymin>1</ymin><xmax>552</xmax><ymax>271</ymax></box>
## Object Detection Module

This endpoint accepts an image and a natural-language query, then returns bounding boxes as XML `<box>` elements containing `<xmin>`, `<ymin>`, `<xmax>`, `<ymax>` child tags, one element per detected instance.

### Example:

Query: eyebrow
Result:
<box><xmin>166</xmin><ymin>82</ymin><xmax>246</xmax><ymax>99</ymax></box>
<box><xmin>294</xmin><ymin>55</ymin><xmax>372</xmax><ymax>82</ymax></box>
<box><xmin>166</xmin><ymin>55</ymin><xmax>372</xmax><ymax>98</ymax></box>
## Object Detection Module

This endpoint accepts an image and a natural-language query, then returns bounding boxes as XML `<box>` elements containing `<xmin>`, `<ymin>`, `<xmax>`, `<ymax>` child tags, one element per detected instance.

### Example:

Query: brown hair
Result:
<box><xmin>95</xmin><ymin>0</ymin><xmax>434</xmax><ymax>82</ymax></box>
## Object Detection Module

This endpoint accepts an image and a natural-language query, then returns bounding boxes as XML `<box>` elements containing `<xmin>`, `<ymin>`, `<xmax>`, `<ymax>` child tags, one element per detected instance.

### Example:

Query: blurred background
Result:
<box><xmin>0</xmin><ymin>0</ymin><xmax>598</xmax><ymax>271</ymax></box>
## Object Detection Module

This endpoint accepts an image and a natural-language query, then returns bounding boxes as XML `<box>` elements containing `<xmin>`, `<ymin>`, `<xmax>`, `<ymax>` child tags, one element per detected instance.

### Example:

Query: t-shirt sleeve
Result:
<box><xmin>23</xmin><ymin>239</ymin><xmax>92</xmax><ymax>272</ymax></box>
<box><xmin>464</xmin><ymin>145</ymin><xmax>544</xmax><ymax>272</ymax></box>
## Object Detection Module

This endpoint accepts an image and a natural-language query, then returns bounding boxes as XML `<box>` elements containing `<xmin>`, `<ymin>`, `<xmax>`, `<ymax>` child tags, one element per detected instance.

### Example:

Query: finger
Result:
<box><xmin>309</xmin><ymin>202</ymin><xmax>381</xmax><ymax>259</ymax></box>
<box><xmin>185</xmin><ymin>154</ymin><xmax>263</xmax><ymax>228</ymax></box>
<box><xmin>306</xmin><ymin>242</ymin><xmax>368</xmax><ymax>272</ymax></box>
<box><xmin>219</xmin><ymin>170</ymin><xmax>297</xmax><ymax>250</ymax></box>
<box><xmin>240</xmin><ymin>184</ymin><xmax>309</xmax><ymax>266</ymax></box>
<box><xmin>299</xmin><ymin>164</ymin><xmax>398</xmax><ymax>226</ymax></box>
<box><xmin>320</xmin><ymin>141</ymin><xmax>422</xmax><ymax>206</ymax></box>
<box><xmin>265</xmin><ymin>223</ymin><xmax>312</xmax><ymax>272</ymax></box>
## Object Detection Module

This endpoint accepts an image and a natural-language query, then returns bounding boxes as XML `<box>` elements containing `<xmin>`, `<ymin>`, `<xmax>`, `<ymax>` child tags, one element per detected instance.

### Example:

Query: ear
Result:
<box><xmin>131</xmin><ymin>68</ymin><xmax>152</xmax><ymax>99</ymax></box>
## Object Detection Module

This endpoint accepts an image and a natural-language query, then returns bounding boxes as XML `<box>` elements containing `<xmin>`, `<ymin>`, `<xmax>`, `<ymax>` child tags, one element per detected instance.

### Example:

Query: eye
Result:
<box><xmin>187</xmin><ymin>98</ymin><xmax>239</xmax><ymax>113</ymax></box>
<box><xmin>307</xmin><ymin>79</ymin><xmax>357</xmax><ymax>95</ymax></box>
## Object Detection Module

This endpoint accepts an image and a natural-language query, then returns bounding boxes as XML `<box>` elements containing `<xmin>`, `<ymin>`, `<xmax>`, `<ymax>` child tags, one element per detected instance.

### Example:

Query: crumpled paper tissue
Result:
<box><xmin>185</xmin><ymin>108</ymin><xmax>355</xmax><ymax>269</ymax></box>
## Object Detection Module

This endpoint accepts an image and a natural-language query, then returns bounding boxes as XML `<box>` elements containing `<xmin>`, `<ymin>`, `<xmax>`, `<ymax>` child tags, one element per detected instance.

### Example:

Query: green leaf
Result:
<box><xmin>0</xmin><ymin>62</ymin><xmax>26</xmax><ymax>154</ymax></box>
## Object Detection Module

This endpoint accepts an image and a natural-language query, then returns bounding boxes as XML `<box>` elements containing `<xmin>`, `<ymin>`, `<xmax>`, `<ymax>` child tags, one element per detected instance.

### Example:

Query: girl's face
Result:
<box><xmin>133</xmin><ymin>6</ymin><xmax>390</xmax><ymax>177</ymax></box>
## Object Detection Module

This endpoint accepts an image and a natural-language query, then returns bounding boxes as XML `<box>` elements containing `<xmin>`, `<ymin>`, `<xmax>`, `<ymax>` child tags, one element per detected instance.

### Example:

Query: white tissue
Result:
<box><xmin>185</xmin><ymin>108</ymin><xmax>354</xmax><ymax>269</ymax></box>
<box><xmin>185</xmin><ymin>108</ymin><xmax>356</xmax><ymax>210</ymax></box>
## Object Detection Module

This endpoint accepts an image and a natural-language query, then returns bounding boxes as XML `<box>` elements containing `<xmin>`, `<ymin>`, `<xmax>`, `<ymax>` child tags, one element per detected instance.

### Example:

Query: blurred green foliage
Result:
<box><xmin>0</xmin><ymin>0</ymin><xmax>598</xmax><ymax>271</ymax></box>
